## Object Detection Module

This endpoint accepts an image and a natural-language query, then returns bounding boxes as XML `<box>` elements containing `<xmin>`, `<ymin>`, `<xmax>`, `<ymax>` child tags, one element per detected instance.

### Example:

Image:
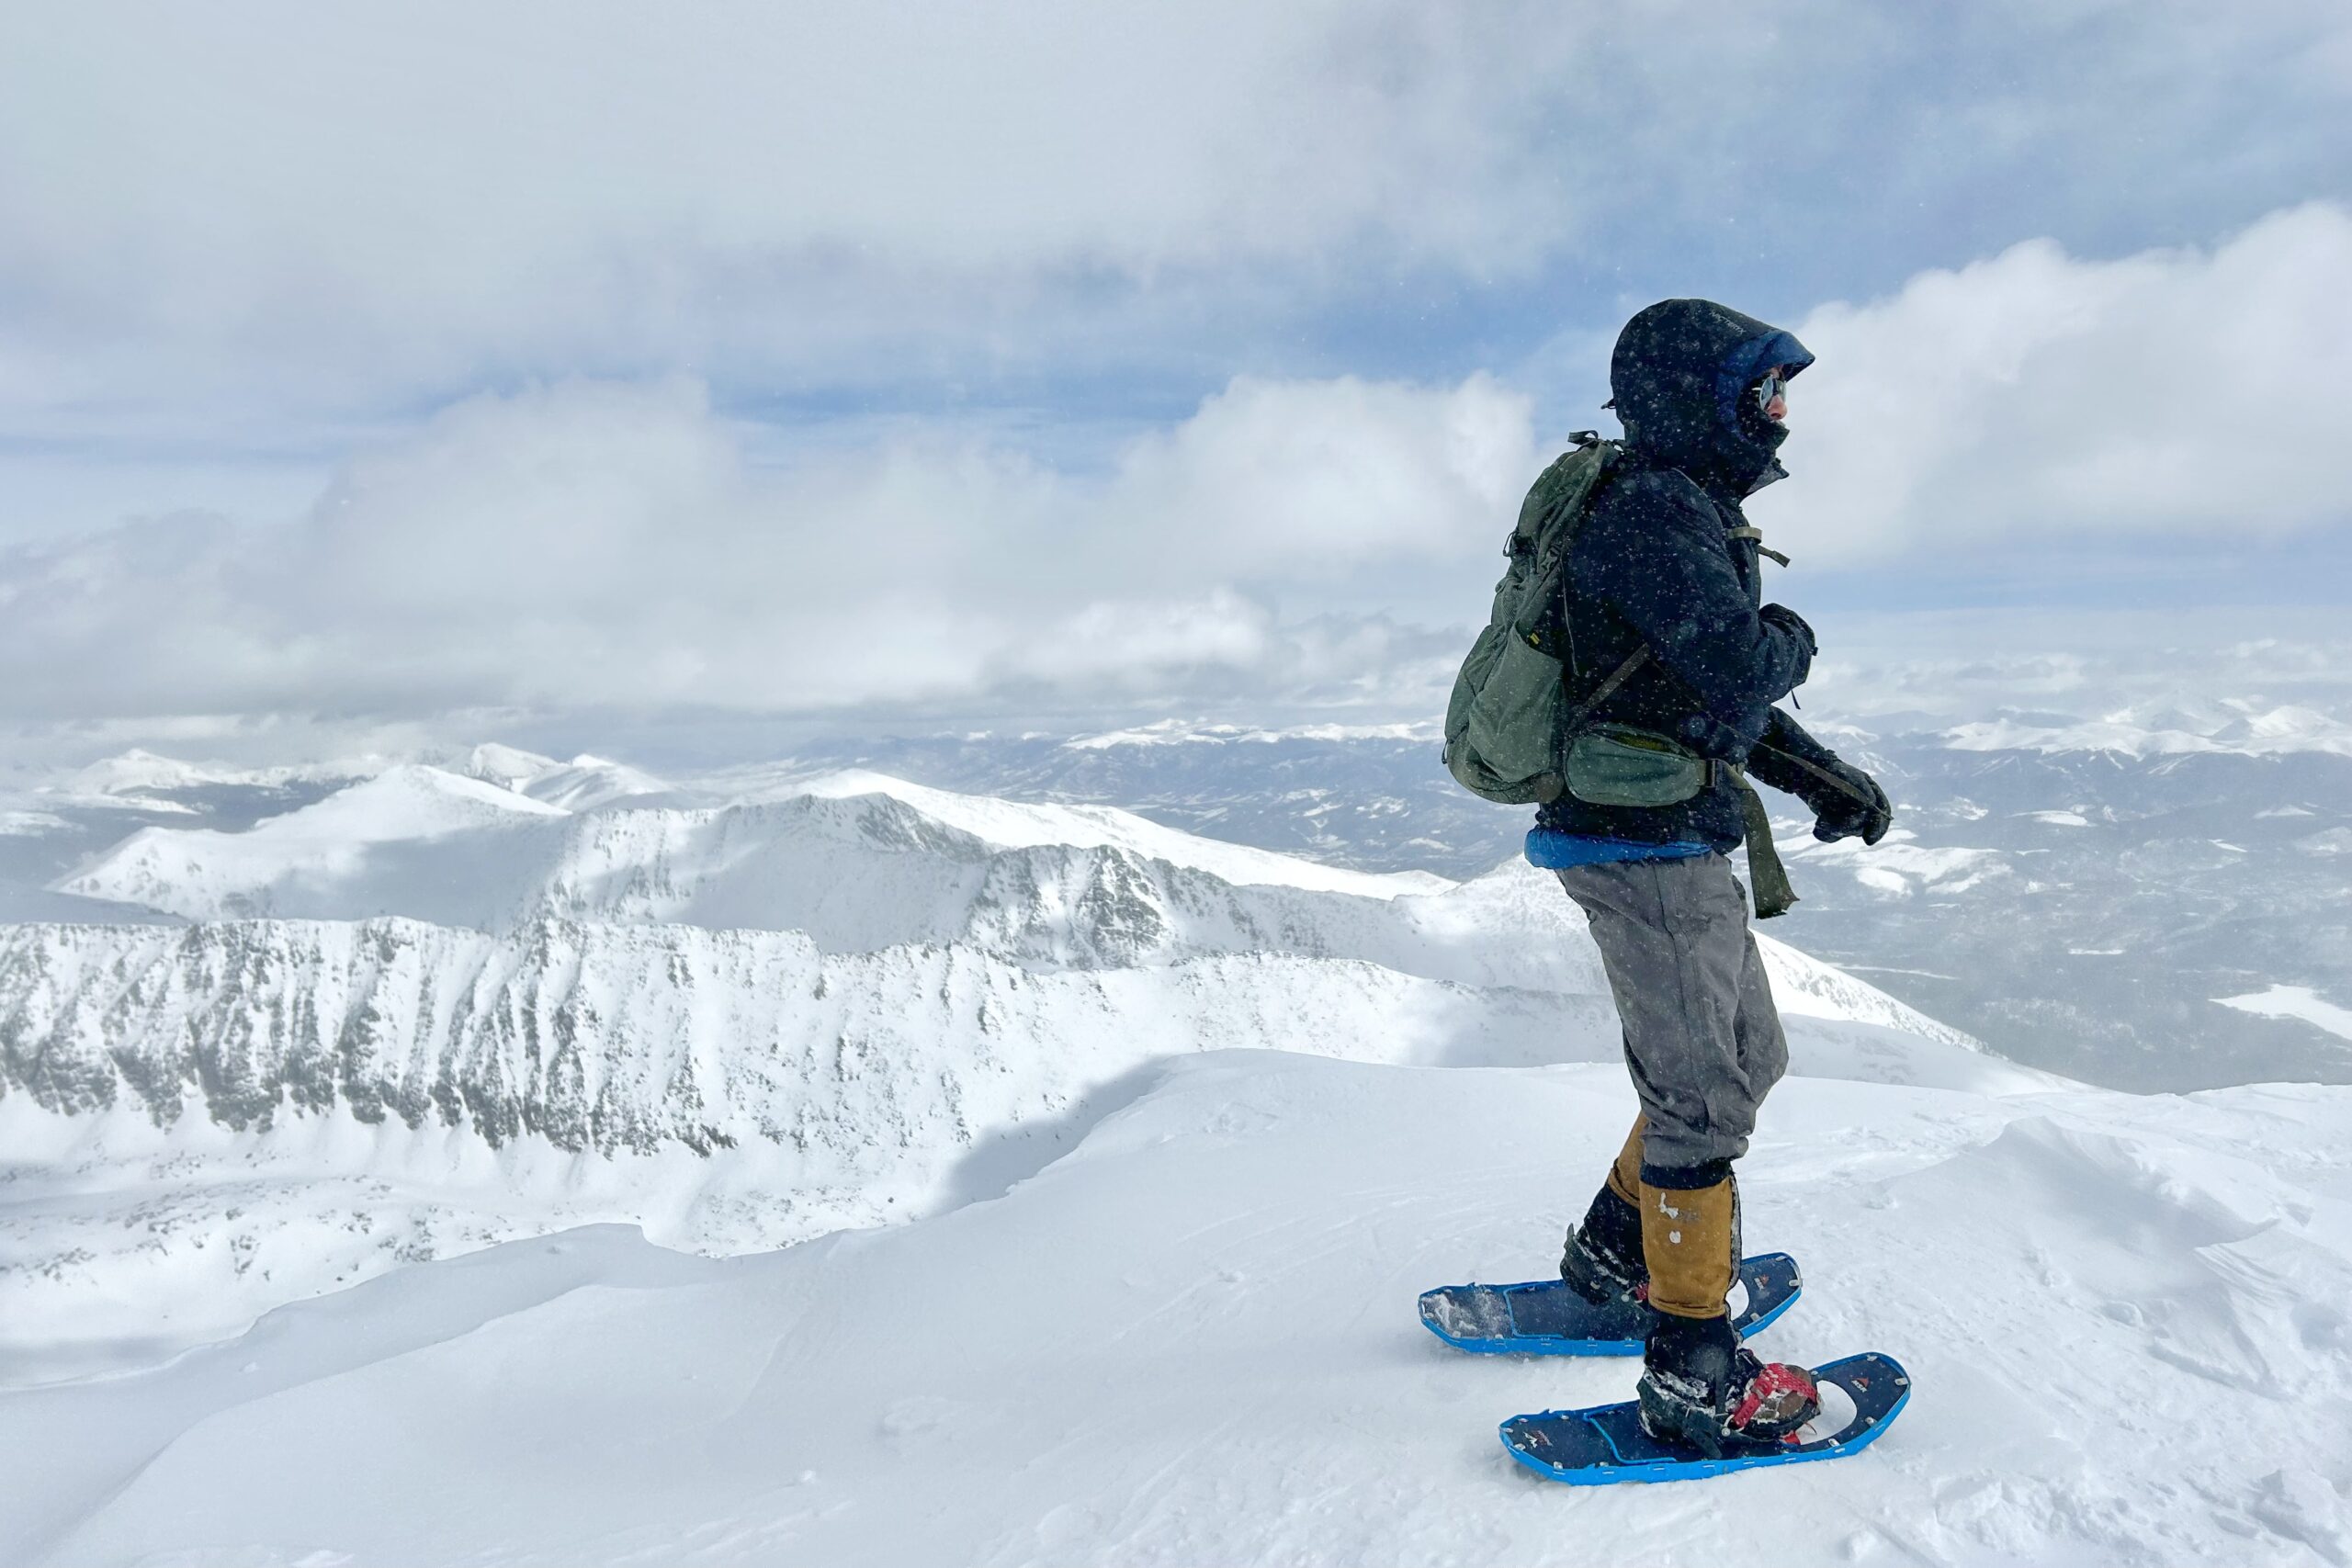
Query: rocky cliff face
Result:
<box><xmin>0</xmin><ymin>913</ymin><xmax>1578</xmax><ymax>1163</ymax></box>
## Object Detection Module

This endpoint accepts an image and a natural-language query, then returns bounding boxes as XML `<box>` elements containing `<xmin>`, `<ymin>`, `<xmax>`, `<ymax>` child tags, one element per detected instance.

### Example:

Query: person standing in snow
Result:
<box><xmin>1540</xmin><ymin>299</ymin><xmax>1894</xmax><ymax>1453</ymax></box>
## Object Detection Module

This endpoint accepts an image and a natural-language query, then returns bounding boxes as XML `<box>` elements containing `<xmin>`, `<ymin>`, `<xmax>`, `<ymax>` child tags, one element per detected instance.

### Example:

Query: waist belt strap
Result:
<box><xmin>1727</xmin><ymin>764</ymin><xmax>1798</xmax><ymax>919</ymax></box>
<box><xmin>1570</xmin><ymin>640</ymin><xmax>1799</xmax><ymax>919</ymax></box>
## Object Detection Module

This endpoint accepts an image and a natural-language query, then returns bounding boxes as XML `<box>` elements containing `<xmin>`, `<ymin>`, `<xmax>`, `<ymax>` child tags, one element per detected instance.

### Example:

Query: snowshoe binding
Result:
<box><xmin>1637</xmin><ymin>1311</ymin><xmax>1821</xmax><ymax>1457</ymax></box>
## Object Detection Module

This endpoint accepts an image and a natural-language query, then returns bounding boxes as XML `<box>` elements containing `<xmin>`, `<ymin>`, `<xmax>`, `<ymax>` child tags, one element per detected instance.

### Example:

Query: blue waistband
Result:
<box><xmin>1524</xmin><ymin>828</ymin><xmax>1713</xmax><ymax>870</ymax></box>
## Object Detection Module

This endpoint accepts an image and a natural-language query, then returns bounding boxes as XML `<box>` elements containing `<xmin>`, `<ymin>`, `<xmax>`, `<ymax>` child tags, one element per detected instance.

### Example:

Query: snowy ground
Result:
<box><xmin>7</xmin><ymin>1049</ymin><xmax>2351</xmax><ymax>1567</ymax></box>
<box><xmin>6</xmin><ymin>757</ymin><xmax>2348</xmax><ymax>1564</ymax></box>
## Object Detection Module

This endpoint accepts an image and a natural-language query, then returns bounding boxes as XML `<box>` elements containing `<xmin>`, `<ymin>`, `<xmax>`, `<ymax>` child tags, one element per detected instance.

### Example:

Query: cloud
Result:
<box><xmin>0</xmin><ymin>3</ymin><xmax>1571</xmax><ymax>425</ymax></box>
<box><xmin>1764</xmin><ymin>203</ymin><xmax>2352</xmax><ymax>563</ymax></box>
<box><xmin>4</xmin><ymin>0</ymin><xmax>2346</xmax><ymax>449</ymax></box>
<box><xmin>10</xmin><ymin>202</ymin><xmax>2351</xmax><ymax>742</ymax></box>
<box><xmin>0</xmin><ymin>374</ymin><xmax>1532</xmax><ymax>727</ymax></box>
<box><xmin>1110</xmin><ymin>375</ymin><xmax>1534</xmax><ymax>578</ymax></box>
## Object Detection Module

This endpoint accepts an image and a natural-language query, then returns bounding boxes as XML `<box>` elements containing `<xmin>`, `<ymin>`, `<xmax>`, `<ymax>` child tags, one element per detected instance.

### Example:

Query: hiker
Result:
<box><xmin>1509</xmin><ymin>299</ymin><xmax>1894</xmax><ymax>1452</ymax></box>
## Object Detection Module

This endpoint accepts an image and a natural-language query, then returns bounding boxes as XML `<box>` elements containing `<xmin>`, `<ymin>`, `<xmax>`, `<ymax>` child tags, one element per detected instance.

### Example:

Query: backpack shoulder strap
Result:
<box><xmin>1513</xmin><ymin>432</ymin><xmax>1611</xmax><ymax>547</ymax></box>
<box><xmin>1510</xmin><ymin>434</ymin><xmax>1618</xmax><ymax>637</ymax></box>
<box><xmin>1563</xmin><ymin>645</ymin><xmax>1650</xmax><ymax>732</ymax></box>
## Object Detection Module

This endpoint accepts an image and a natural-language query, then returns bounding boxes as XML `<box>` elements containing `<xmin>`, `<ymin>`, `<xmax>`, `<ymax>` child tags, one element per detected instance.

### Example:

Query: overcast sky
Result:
<box><xmin>3</xmin><ymin>2</ymin><xmax>2348</xmax><ymax>762</ymax></box>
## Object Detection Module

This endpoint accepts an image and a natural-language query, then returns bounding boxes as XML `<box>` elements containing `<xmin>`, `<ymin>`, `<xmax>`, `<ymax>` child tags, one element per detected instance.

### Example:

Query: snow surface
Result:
<box><xmin>6</xmin><ymin>1052</ymin><xmax>2350</xmax><ymax>1567</ymax></box>
<box><xmin>10</xmin><ymin>759</ymin><xmax>2349</xmax><ymax>1563</ymax></box>
<box><xmin>2216</xmin><ymin>985</ymin><xmax>2352</xmax><ymax>1043</ymax></box>
<box><xmin>1783</xmin><ymin>827</ymin><xmax>2009</xmax><ymax>899</ymax></box>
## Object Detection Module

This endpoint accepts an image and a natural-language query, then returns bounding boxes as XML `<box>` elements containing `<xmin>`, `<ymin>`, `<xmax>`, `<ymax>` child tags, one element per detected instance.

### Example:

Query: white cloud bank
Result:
<box><xmin>0</xmin><ymin>1</ymin><xmax>1569</xmax><ymax>430</ymax></box>
<box><xmin>5</xmin><ymin>0</ymin><xmax>2346</xmax><ymax>446</ymax></box>
<box><xmin>1773</xmin><ymin>202</ymin><xmax>2352</xmax><ymax>561</ymax></box>
<box><xmin>1</xmin><ymin>375</ymin><xmax>1533</xmax><ymax>725</ymax></box>
<box><xmin>6</xmin><ymin>206</ymin><xmax>2348</xmax><ymax>739</ymax></box>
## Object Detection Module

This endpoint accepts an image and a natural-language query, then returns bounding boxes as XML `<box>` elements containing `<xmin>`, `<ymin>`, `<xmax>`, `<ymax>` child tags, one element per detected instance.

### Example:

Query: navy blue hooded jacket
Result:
<box><xmin>1535</xmin><ymin>298</ymin><xmax>1851</xmax><ymax>852</ymax></box>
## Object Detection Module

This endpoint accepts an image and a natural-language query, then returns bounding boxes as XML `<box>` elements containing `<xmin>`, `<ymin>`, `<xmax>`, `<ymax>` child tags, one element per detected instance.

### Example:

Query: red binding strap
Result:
<box><xmin>1732</xmin><ymin>1362</ymin><xmax>1819</xmax><ymax>1434</ymax></box>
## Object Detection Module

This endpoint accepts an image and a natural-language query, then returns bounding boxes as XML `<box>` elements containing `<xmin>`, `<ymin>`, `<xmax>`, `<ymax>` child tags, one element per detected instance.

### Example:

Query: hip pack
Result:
<box><xmin>1562</xmin><ymin>724</ymin><xmax>1715</xmax><ymax>808</ymax></box>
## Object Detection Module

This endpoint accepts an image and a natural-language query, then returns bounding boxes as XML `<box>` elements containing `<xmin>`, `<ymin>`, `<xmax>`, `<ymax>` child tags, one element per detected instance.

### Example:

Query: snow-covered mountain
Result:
<box><xmin>4</xmin><ymin>761</ymin><xmax>1990</xmax><ymax>1377</ymax></box>
<box><xmin>17</xmin><ymin>718</ymin><xmax>2351</xmax><ymax>1090</ymax></box>
<box><xmin>757</xmin><ymin>716</ymin><xmax>2352</xmax><ymax>1091</ymax></box>
<box><xmin>8</xmin><ymin>751</ymin><xmax>2351</xmax><ymax>1564</ymax></box>
<box><xmin>62</xmin><ymin>748</ymin><xmax>381</xmax><ymax>803</ymax></box>
<box><xmin>51</xmin><ymin>763</ymin><xmax>569</xmax><ymax>920</ymax></box>
<box><xmin>457</xmin><ymin>742</ymin><xmax>676</xmax><ymax>810</ymax></box>
<box><xmin>1940</xmin><ymin>698</ymin><xmax>2352</xmax><ymax>758</ymax></box>
<box><xmin>48</xmin><ymin>762</ymin><xmax>1445</xmax><ymax>928</ymax></box>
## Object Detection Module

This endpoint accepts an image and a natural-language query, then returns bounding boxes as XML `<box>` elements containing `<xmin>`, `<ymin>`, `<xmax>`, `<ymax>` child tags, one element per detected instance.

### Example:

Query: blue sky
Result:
<box><xmin>1</xmin><ymin>2</ymin><xmax>2347</xmax><ymax>760</ymax></box>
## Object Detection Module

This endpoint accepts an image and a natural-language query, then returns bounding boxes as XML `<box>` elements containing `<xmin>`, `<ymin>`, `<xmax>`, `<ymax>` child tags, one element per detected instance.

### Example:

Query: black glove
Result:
<box><xmin>1758</xmin><ymin>603</ymin><xmax>1816</xmax><ymax>658</ymax></box>
<box><xmin>1804</xmin><ymin>756</ymin><xmax>1893</xmax><ymax>845</ymax></box>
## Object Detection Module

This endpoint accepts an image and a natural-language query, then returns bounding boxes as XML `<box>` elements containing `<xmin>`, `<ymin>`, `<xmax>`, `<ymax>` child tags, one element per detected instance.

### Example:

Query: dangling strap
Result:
<box><xmin>1752</xmin><ymin>741</ymin><xmax>1876</xmax><ymax>806</ymax></box>
<box><xmin>1728</xmin><ymin>765</ymin><xmax>1799</xmax><ymax>919</ymax></box>
<box><xmin>1726</xmin><ymin>525</ymin><xmax>1790</xmax><ymax>567</ymax></box>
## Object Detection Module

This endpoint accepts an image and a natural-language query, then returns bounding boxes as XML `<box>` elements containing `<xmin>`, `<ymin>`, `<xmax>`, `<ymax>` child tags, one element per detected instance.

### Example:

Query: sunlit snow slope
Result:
<box><xmin>6</xmin><ymin>1052</ymin><xmax>2349</xmax><ymax>1568</ymax></box>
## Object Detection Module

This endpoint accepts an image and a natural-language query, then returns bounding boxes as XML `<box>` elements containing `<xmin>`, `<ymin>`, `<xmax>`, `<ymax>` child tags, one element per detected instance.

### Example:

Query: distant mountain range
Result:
<box><xmin>763</xmin><ymin>710</ymin><xmax>2352</xmax><ymax>1093</ymax></box>
<box><xmin>11</xmin><ymin>711</ymin><xmax>2348</xmax><ymax>1095</ymax></box>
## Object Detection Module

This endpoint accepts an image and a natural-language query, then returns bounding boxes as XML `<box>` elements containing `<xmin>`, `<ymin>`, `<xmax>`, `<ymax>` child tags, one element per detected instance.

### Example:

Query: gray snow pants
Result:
<box><xmin>1555</xmin><ymin>853</ymin><xmax>1790</xmax><ymax>1186</ymax></box>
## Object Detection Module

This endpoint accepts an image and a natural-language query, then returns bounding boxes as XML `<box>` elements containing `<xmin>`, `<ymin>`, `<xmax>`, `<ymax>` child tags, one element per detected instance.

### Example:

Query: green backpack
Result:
<box><xmin>1440</xmin><ymin>434</ymin><xmax>1803</xmax><ymax>918</ymax></box>
<box><xmin>1442</xmin><ymin>434</ymin><xmax>1629</xmax><ymax>805</ymax></box>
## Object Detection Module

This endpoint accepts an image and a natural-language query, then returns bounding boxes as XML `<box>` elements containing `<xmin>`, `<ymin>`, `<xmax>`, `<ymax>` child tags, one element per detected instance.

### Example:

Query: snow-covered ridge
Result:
<box><xmin>1942</xmin><ymin>700</ymin><xmax>2352</xmax><ymax>759</ymax></box>
<box><xmin>53</xmin><ymin>765</ymin><xmax>1445</xmax><ymax>929</ymax></box>
<box><xmin>5</xmin><ymin>884</ymin><xmax>1984</xmax><ymax>1161</ymax></box>
<box><xmin>42</xmin><ymin>764</ymin><xmax>1969</xmax><ymax>1045</ymax></box>
<box><xmin>52</xmin><ymin>743</ymin><xmax>672</xmax><ymax>812</ymax></box>
<box><xmin>63</xmin><ymin>748</ymin><xmax>382</xmax><ymax>799</ymax></box>
<box><xmin>51</xmin><ymin>764</ymin><xmax>568</xmax><ymax>923</ymax></box>
<box><xmin>460</xmin><ymin>743</ymin><xmax>673</xmax><ymax>810</ymax></box>
<box><xmin>1062</xmin><ymin>716</ymin><xmax>1442</xmax><ymax>749</ymax></box>
<box><xmin>3</xmin><ymin>761</ymin><xmax>2000</xmax><ymax>1371</ymax></box>
<box><xmin>793</xmin><ymin>769</ymin><xmax>1446</xmax><ymax>897</ymax></box>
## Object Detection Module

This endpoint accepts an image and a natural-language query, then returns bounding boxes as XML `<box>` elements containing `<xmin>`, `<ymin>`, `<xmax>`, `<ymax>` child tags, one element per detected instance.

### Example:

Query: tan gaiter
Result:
<box><xmin>1639</xmin><ymin>1178</ymin><xmax>1737</xmax><ymax>1320</ymax></box>
<box><xmin>1606</xmin><ymin>1116</ymin><xmax>1647</xmax><ymax>1208</ymax></box>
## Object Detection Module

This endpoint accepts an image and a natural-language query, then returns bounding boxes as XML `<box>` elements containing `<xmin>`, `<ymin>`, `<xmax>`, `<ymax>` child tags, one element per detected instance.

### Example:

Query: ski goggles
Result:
<box><xmin>1753</xmin><ymin>367</ymin><xmax>1792</xmax><ymax>413</ymax></box>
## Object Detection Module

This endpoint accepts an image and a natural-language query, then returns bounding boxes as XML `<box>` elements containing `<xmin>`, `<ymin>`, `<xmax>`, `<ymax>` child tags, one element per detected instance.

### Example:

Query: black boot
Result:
<box><xmin>1638</xmin><ymin>1311</ymin><xmax>1821</xmax><ymax>1458</ymax></box>
<box><xmin>1559</xmin><ymin>1183</ymin><xmax>1647</xmax><ymax>1305</ymax></box>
